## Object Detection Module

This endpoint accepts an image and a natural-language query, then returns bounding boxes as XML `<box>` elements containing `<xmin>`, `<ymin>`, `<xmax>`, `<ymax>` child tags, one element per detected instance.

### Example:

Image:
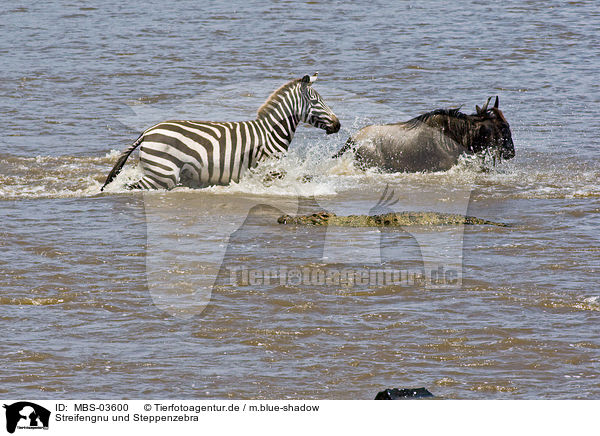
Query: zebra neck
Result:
<box><xmin>256</xmin><ymin>113</ymin><xmax>300</xmax><ymax>150</ymax></box>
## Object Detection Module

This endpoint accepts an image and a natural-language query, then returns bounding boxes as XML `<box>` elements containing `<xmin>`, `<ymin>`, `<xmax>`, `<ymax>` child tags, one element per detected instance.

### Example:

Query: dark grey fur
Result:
<box><xmin>334</xmin><ymin>96</ymin><xmax>514</xmax><ymax>172</ymax></box>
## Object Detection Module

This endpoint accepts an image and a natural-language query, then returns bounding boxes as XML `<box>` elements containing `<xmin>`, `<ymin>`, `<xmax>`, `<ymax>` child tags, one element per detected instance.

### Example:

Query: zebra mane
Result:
<box><xmin>257</xmin><ymin>78</ymin><xmax>302</xmax><ymax>119</ymax></box>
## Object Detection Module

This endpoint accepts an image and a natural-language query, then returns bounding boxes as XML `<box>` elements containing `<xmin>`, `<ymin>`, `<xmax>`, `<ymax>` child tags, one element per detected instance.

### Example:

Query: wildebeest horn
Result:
<box><xmin>481</xmin><ymin>96</ymin><xmax>492</xmax><ymax>113</ymax></box>
<box><xmin>494</xmin><ymin>96</ymin><xmax>499</xmax><ymax>109</ymax></box>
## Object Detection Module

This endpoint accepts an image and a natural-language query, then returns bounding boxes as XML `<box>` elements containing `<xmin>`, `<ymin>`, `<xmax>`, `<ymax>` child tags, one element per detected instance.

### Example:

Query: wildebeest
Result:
<box><xmin>333</xmin><ymin>96</ymin><xmax>514</xmax><ymax>172</ymax></box>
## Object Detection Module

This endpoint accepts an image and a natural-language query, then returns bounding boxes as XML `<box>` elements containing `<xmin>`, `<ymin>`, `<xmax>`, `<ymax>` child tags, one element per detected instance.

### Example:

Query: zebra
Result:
<box><xmin>101</xmin><ymin>73</ymin><xmax>340</xmax><ymax>191</ymax></box>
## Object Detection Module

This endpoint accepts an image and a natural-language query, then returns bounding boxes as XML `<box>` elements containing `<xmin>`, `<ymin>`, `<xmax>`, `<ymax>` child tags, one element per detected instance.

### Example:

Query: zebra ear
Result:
<box><xmin>301</xmin><ymin>73</ymin><xmax>318</xmax><ymax>85</ymax></box>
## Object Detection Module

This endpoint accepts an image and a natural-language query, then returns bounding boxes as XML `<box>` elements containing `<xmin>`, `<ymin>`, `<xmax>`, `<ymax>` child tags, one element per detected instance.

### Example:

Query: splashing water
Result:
<box><xmin>1</xmin><ymin>138</ymin><xmax>598</xmax><ymax>201</ymax></box>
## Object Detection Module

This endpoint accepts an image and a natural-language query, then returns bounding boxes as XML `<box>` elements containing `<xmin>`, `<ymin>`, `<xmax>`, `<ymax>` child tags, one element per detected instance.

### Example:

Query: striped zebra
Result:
<box><xmin>101</xmin><ymin>73</ymin><xmax>340</xmax><ymax>191</ymax></box>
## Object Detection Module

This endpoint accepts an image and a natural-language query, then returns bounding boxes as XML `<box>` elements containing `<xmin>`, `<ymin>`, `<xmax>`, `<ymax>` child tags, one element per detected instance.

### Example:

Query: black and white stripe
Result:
<box><xmin>101</xmin><ymin>73</ymin><xmax>340</xmax><ymax>191</ymax></box>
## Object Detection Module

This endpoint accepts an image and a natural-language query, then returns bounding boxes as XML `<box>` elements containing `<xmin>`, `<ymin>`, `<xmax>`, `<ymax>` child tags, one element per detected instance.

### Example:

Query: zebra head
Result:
<box><xmin>300</xmin><ymin>73</ymin><xmax>341</xmax><ymax>135</ymax></box>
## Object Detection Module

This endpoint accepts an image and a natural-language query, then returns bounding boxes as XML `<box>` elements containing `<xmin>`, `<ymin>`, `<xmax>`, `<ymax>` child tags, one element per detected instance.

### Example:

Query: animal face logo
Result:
<box><xmin>3</xmin><ymin>402</ymin><xmax>50</xmax><ymax>434</ymax></box>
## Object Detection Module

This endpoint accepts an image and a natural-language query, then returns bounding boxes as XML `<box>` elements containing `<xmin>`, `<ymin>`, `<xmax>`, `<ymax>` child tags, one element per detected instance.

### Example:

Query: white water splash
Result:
<box><xmin>1</xmin><ymin>144</ymin><xmax>598</xmax><ymax>201</ymax></box>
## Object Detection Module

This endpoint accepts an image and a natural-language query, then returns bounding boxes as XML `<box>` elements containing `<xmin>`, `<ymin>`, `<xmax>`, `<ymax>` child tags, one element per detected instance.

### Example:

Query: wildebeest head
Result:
<box><xmin>471</xmin><ymin>96</ymin><xmax>515</xmax><ymax>160</ymax></box>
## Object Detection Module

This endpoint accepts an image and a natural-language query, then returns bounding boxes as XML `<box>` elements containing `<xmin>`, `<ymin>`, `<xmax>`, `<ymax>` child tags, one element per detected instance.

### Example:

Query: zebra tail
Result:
<box><xmin>331</xmin><ymin>137</ymin><xmax>356</xmax><ymax>159</ymax></box>
<box><xmin>100</xmin><ymin>133</ymin><xmax>144</xmax><ymax>191</ymax></box>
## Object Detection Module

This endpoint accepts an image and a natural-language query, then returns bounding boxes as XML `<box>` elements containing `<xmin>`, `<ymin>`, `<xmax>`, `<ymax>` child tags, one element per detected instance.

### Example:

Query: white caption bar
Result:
<box><xmin>0</xmin><ymin>400</ymin><xmax>598</xmax><ymax>436</ymax></box>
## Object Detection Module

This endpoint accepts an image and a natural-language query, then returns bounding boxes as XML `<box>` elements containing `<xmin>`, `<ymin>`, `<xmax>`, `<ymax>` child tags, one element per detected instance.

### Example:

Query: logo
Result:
<box><xmin>3</xmin><ymin>402</ymin><xmax>50</xmax><ymax>434</ymax></box>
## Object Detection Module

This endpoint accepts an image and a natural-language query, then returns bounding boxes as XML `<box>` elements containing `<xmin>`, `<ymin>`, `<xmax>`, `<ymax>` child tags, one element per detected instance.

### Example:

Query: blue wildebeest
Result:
<box><xmin>333</xmin><ymin>96</ymin><xmax>514</xmax><ymax>172</ymax></box>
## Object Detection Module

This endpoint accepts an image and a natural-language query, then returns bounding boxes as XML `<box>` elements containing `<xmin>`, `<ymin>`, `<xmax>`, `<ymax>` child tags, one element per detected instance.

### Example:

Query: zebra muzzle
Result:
<box><xmin>326</xmin><ymin>120</ymin><xmax>341</xmax><ymax>134</ymax></box>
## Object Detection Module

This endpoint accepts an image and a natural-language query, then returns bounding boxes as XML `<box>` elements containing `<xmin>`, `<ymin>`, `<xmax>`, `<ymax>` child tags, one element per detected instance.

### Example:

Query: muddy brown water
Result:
<box><xmin>1</xmin><ymin>1</ymin><xmax>599</xmax><ymax>399</ymax></box>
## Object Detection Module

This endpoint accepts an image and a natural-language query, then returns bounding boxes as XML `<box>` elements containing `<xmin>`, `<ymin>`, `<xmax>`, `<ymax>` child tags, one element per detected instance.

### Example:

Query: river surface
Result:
<box><xmin>1</xmin><ymin>0</ymin><xmax>599</xmax><ymax>399</ymax></box>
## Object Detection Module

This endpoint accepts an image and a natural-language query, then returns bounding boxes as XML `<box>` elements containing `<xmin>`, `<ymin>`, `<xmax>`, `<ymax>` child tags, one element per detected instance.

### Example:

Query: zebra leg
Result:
<box><xmin>129</xmin><ymin>156</ymin><xmax>180</xmax><ymax>190</ymax></box>
<box><xmin>128</xmin><ymin>169</ymin><xmax>179</xmax><ymax>190</ymax></box>
<box><xmin>127</xmin><ymin>176</ymin><xmax>159</xmax><ymax>190</ymax></box>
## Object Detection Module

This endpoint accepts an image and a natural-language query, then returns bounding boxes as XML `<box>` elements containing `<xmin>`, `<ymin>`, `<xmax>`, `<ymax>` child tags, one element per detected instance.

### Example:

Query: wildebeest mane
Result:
<box><xmin>402</xmin><ymin>108</ymin><xmax>467</xmax><ymax>130</ymax></box>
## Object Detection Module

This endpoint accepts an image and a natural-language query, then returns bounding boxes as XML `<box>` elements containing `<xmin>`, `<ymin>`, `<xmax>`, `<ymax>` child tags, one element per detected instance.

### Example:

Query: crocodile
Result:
<box><xmin>277</xmin><ymin>211</ymin><xmax>509</xmax><ymax>227</ymax></box>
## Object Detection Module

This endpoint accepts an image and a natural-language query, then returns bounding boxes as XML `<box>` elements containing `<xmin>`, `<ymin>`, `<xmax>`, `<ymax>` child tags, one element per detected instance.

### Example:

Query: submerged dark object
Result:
<box><xmin>375</xmin><ymin>387</ymin><xmax>434</xmax><ymax>400</ymax></box>
<box><xmin>277</xmin><ymin>211</ymin><xmax>509</xmax><ymax>227</ymax></box>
